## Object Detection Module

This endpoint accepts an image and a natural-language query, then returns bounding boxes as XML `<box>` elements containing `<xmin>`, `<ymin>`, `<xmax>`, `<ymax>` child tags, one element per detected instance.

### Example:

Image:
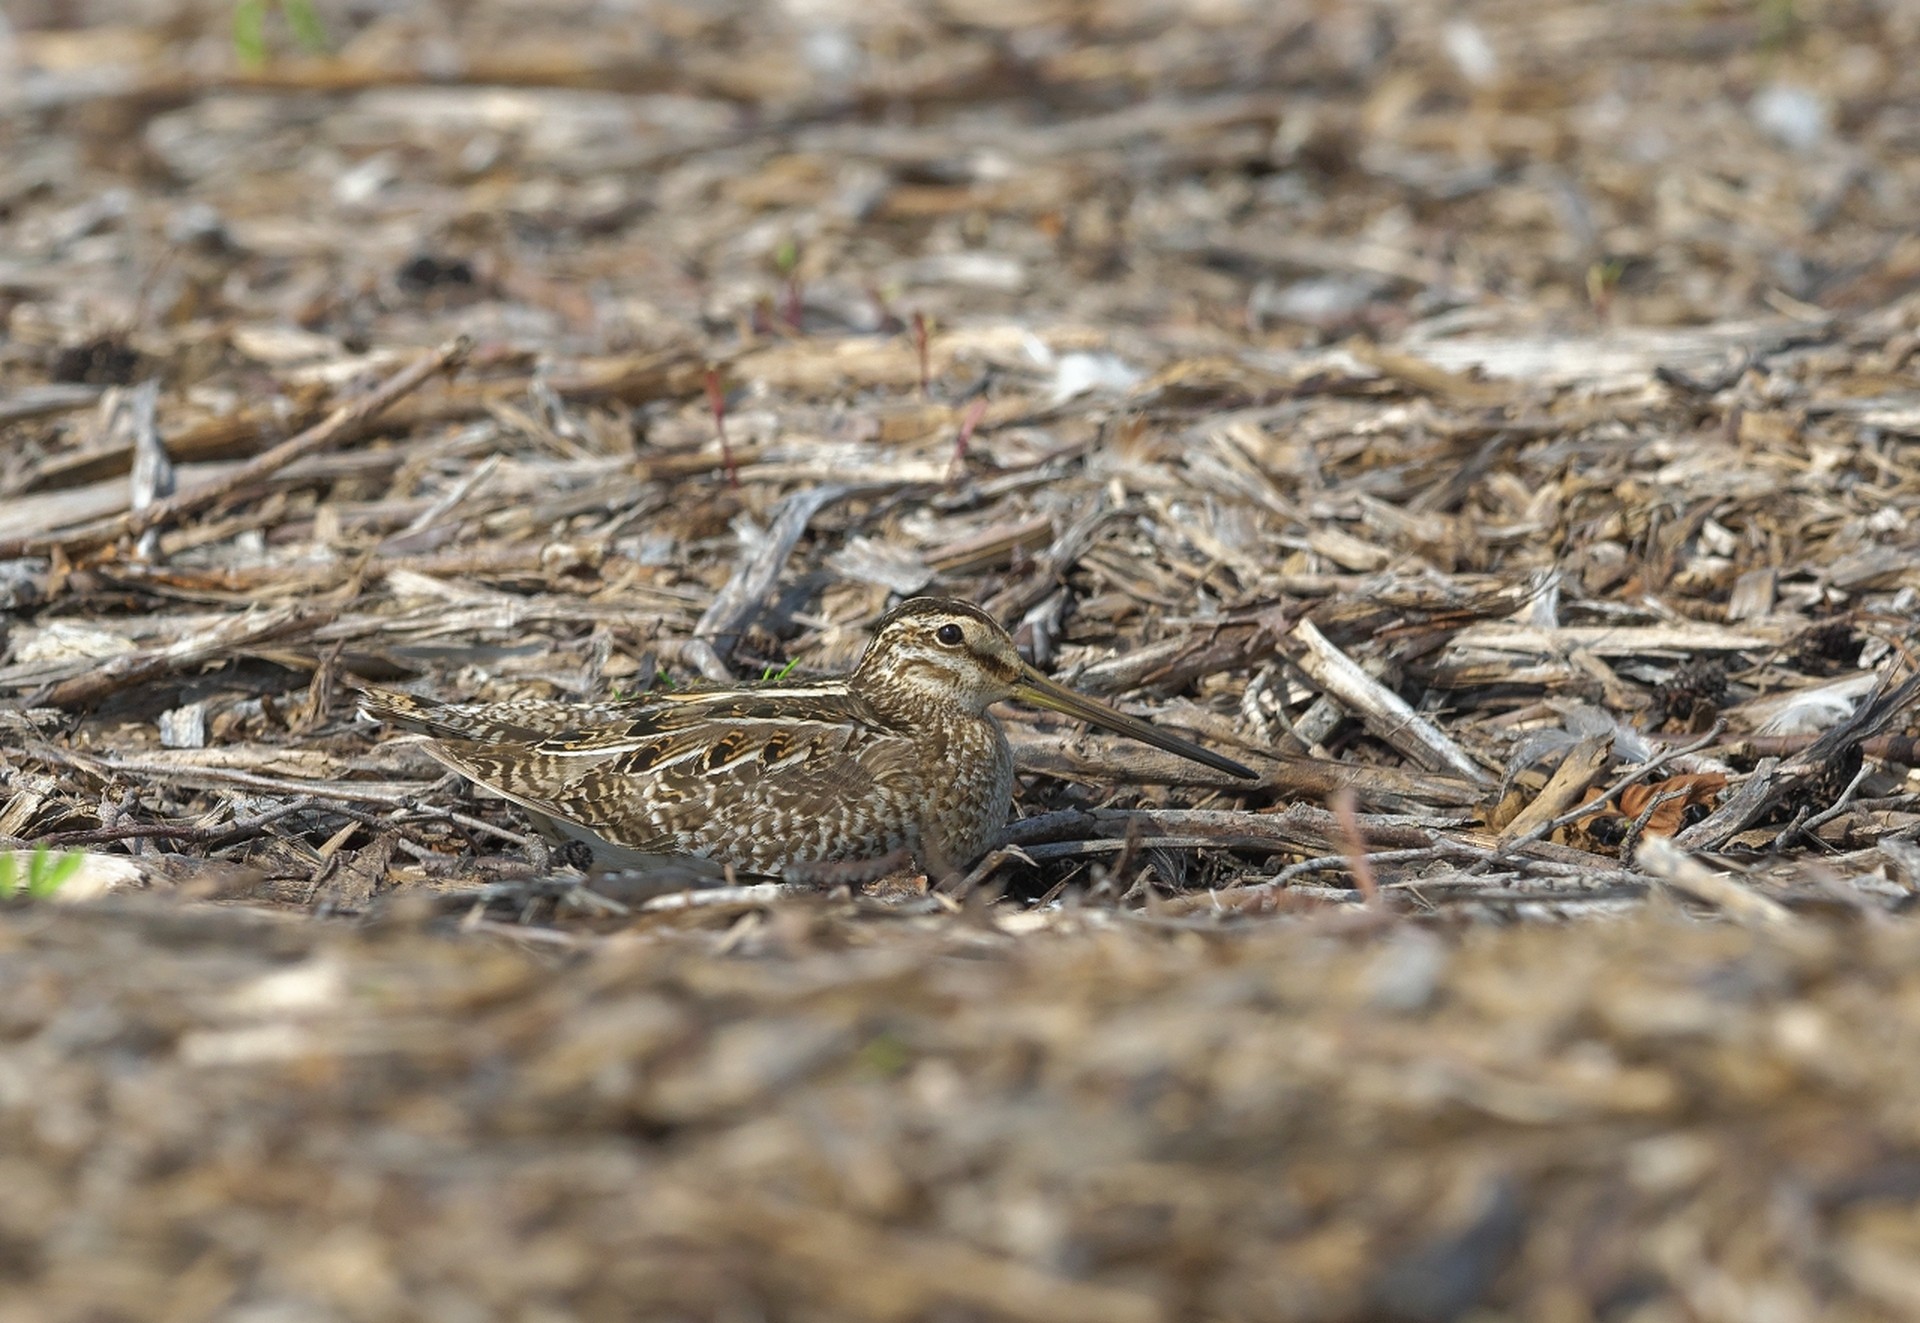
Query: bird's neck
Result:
<box><xmin>851</xmin><ymin>669</ymin><xmax>983</xmax><ymax>729</ymax></box>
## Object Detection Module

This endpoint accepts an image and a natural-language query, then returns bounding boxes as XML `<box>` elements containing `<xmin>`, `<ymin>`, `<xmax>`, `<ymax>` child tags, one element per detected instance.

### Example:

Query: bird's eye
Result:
<box><xmin>935</xmin><ymin>623</ymin><xmax>965</xmax><ymax>646</ymax></box>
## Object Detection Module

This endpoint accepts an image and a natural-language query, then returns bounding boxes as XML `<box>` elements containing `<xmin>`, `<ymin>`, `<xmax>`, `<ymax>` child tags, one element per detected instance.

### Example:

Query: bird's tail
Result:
<box><xmin>354</xmin><ymin>686</ymin><xmax>480</xmax><ymax>738</ymax></box>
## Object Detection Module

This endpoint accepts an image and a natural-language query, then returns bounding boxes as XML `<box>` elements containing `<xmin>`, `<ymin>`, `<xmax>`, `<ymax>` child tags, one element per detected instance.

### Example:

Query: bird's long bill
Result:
<box><xmin>1012</xmin><ymin>668</ymin><xmax>1260</xmax><ymax>781</ymax></box>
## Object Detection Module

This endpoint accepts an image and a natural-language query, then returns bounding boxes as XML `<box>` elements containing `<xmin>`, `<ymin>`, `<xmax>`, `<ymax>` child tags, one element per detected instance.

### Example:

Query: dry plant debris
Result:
<box><xmin>8</xmin><ymin>902</ymin><xmax>1920</xmax><ymax>1323</ymax></box>
<box><xmin>5</xmin><ymin>0</ymin><xmax>1920</xmax><ymax>1318</ymax></box>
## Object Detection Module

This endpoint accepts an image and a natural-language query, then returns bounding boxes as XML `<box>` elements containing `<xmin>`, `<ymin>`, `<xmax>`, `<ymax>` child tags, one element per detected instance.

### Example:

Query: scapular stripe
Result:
<box><xmin>703</xmin><ymin>730</ymin><xmax>751</xmax><ymax>772</ymax></box>
<box><xmin>615</xmin><ymin>740</ymin><xmax>675</xmax><ymax>775</ymax></box>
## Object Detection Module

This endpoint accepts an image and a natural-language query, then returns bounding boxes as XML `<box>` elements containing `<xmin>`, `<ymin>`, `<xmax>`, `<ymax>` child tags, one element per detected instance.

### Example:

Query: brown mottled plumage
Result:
<box><xmin>358</xmin><ymin>598</ymin><xmax>1258</xmax><ymax>879</ymax></box>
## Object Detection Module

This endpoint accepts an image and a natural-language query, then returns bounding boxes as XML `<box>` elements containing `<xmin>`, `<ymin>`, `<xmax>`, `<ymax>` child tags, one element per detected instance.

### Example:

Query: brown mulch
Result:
<box><xmin>7</xmin><ymin>898</ymin><xmax>1920</xmax><ymax>1323</ymax></box>
<box><xmin>5</xmin><ymin>1</ymin><xmax>1920</xmax><ymax>1319</ymax></box>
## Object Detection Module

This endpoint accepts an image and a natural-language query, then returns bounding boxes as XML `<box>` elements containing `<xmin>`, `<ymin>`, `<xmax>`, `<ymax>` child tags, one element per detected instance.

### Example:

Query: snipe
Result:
<box><xmin>359</xmin><ymin>597</ymin><xmax>1258</xmax><ymax>879</ymax></box>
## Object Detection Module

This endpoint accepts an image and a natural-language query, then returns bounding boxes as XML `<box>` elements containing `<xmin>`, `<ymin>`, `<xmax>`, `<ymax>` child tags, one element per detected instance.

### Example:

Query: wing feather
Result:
<box><xmin>358</xmin><ymin>680</ymin><xmax>874</xmax><ymax>743</ymax></box>
<box><xmin>356</xmin><ymin>686</ymin><xmax>645</xmax><ymax>742</ymax></box>
<box><xmin>363</xmin><ymin>677</ymin><xmax>918</xmax><ymax>868</ymax></box>
<box><xmin>416</xmin><ymin>710</ymin><xmax>912</xmax><ymax>863</ymax></box>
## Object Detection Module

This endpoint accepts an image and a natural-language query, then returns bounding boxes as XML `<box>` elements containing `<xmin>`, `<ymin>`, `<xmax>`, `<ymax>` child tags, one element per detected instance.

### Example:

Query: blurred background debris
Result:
<box><xmin>5</xmin><ymin>1</ymin><xmax>1920</xmax><ymax>1318</ymax></box>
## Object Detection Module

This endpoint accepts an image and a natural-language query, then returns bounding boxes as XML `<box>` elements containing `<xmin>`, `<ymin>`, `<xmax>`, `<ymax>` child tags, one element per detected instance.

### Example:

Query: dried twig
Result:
<box><xmin>687</xmin><ymin>484</ymin><xmax>854</xmax><ymax>679</ymax></box>
<box><xmin>1472</xmin><ymin>722</ymin><xmax>1728</xmax><ymax>872</ymax></box>
<box><xmin>31</xmin><ymin>605</ymin><xmax>322</xmax><ymax>708</ymax></box>
<box><xmin>1679</xmin><ymin>671</ymin><xmax>1920</xmax><ymax>851</ymax></box>
<box><xmin>34</xmin><ymin>795</ymin><xmax>319</xmax><ymax>849</ymax></box>
<box><xmin>1636</xmin><ymin>837</ymin><xmax>1795</xmax><ymax>927</ymax></box>
<box><xmin>1291</xmin><ymin>617</ymin><xmax>1491</xmax><ymax>784</ymax></box>
<box><xmin>0</xmin><ymin>336</ymin><xmax>470</xmax><ymax>559</ymax></box>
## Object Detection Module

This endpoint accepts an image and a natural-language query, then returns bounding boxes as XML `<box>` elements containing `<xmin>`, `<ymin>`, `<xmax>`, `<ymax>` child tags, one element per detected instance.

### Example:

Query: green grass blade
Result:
<box><xmin>285</xmin><ymin>0</ymin><xmax>330</xmax><ymax>53</ymax></box>
<box><xmin>232</xmin><ymin>0</ymin><xmax>269</xmax><ymax>64</ymax></box>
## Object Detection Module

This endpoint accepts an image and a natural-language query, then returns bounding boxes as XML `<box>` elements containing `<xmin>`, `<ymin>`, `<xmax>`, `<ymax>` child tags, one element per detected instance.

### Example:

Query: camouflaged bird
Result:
<box><xmin>358</xmin><ymin>598</ymin><xmax>1259</xmax><ymax>880</ymax></box>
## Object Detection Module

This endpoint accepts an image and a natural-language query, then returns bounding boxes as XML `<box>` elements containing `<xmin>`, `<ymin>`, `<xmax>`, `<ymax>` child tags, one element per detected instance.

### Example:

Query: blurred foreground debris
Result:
<box><xmin>6</xmin><ymin>1</ymin><xmax>1920</xmax><ymax>1317</ymax></box>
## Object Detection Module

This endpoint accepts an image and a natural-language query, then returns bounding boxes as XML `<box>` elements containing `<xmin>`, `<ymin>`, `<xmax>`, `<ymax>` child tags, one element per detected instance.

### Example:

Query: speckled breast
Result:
<box><xmin>913</xmin><ymin>713</ymin><xmax>1015</xmax><ymax>873</ymax></box>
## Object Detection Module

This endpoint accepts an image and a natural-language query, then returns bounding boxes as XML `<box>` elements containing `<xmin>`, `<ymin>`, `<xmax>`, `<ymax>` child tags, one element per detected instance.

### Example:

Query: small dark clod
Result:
<box><xmin>50</xmin><ymin>335</ymin><xmax>142</xmax><ymax>385</ymax></box>
<box><xmin>1649</xmin><ymin>658</ymin><xmax>1728</xmax><ymax>732</ymax></box>
<box><xmin>1791</xmin><ymin>619</ymin><xmax>1858</xmax><ymax>675</ymax></box>
<box><xmin>1757</xmin><ymin>738</ymin><xmax>1866</xmax><ymax>831</ymax></box>
<box><xmin>397</xmin><ymin>253</ymin><xmax>476</xmax><ymax>292</ymax></box>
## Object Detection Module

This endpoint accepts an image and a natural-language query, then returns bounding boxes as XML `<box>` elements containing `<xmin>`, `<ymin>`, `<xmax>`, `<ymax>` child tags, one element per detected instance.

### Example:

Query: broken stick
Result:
<box><xmin>0</xmin><ymin>335</ymin><xmax>471</xmax><ymax>560</ymax></box>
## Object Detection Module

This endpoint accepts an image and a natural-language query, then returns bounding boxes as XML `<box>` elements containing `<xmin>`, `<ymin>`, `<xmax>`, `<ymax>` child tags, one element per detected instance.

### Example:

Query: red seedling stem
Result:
<box><xmin>912</xmin><ymin>311</ymin><xmax>931</xmax><ymax>397</ymax></box>
<box><xmin>705</xmin><ymin>365</ymin><xmax>739</xmax><ymax>489</ymax></box>
<box><xmin>1331</xmin><ymin>787</ymin><xmax>1380</xmax><ymax>905</ymax></box>
<box><xmin>950</xmin><ymin>396</ymin><xmax>988</xmax><ymax>483</ymax></box>
<box><xmin>783</xmin><ymin>276</ymin><xmax>804</xmax><ymax>332</ymax></box>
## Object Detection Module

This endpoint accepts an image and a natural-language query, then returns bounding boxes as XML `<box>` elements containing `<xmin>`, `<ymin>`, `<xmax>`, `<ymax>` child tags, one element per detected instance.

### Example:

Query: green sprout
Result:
<box><xmin>233</xmin><ymin>0</ymin><xmax>330</xmax><ymax>65</ymax></box>
<box><xmin>856</xmin><ymin>1031</ymin><xmax>912</xmax><ymax>1078</ymax></box>
<box><xmin>1757</xmin><ymin>0</ymin><xmax>1801</xmax><ymax>50</ymax></box>
<box><xmin>610</xmin><ymin>666</ymin><xmax>682</xmax><ymax>701</ymax></box>
<box><xmin>1</xmin><ymin>847</ymin><xmax>85</xmax><ymax>901</ymax></box>
<box><xmin>1585</xmin><ymin>257</ymin><xmax>1626</xmax><ymax>317</ymax></box>
<box><xmin>760</xmin><ymin>657</ymin><xmax>801</xmax><ymax>682</ymax></box>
